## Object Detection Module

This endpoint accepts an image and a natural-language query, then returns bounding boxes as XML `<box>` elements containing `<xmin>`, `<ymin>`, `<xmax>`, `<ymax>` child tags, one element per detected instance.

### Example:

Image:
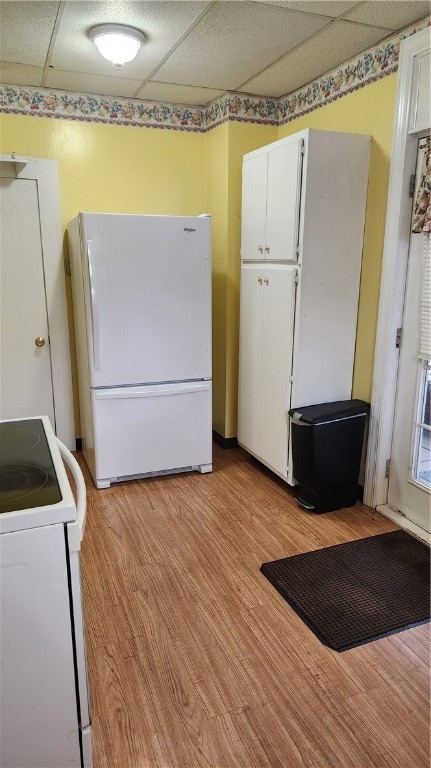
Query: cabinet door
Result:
<box><xmin>241</xmin><ymin>153</ymin><xmax>268</xmax><ymax>261</ymax></box>
<box><xmin>266</xmin><ymin>139</ymin><xmax>303</xmax><ymax>261</ymax></box>
<box><xmin>259</xmin><ymin>265</ymin><xmax>297</xmax><ymax>477</ymax></box>
<box><xmin>237</xmin><ymin>264</ymin><xmax>265</xmax><ymax>454</ymax></box>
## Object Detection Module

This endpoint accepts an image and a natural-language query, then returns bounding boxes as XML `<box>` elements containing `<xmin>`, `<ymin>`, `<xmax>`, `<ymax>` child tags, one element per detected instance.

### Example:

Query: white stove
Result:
<box><xmin>0</xmin><ymin>416</ymin><xmax>92</xmax><ymax>768</ymax></box>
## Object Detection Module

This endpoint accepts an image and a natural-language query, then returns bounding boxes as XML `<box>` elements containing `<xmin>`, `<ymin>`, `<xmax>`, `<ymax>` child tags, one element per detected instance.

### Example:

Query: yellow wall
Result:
<box><xmin>278</xmin><ymin>74</ymin><xmax>397</xmax><ymax>402</ymax></box>
<box><xmin>205</xmin><ymin>122</ymin><xmax>229</xmax><ymax>435</ymax></box>
<box><xmin>0</xmin><ymin>113</ymin><xmax>206</xmax><ymax>430</ymax></box>
<box><xmin>0</xmin><ymin>74</ymin><xmax>397</xmax><ymax>438</ymax></box>
<box><xmin>0</xmin><ymin>114</ymin><xmax>206</xmax><ymax>226</ymax></box>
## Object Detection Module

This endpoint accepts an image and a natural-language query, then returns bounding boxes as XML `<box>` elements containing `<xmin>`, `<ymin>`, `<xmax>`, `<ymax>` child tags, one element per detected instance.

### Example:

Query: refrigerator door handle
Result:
<box><xmin>94</xmin><ymin>382</ymin><xmax>211</xmax><ymax>400</ymax></box>
<box><xmin>87</xmin><ymin>240</ymin><xmax>101</xmax><ymax>370</ymax></box>
<box><xmin>57</xmin><ymin>438</ymin><xmax>87</xmax><ymax>548</ymax></box>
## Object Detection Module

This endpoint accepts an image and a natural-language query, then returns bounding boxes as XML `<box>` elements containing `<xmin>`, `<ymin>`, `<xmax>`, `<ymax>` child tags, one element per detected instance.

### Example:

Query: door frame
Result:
<box><xmin>0</xmin><ymin>154</ymin><xmax>74</xmax><ymax>448</ymax></box>
<box><xmin>364</xmin><ymin>28</ymin><xmax>430</xmax><ymax>530</ymax></box>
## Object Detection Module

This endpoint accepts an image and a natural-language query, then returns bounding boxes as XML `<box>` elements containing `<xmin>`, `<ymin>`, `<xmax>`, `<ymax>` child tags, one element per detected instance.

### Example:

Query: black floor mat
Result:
<box><xmin>260</xmin><ymin>530</ymin><xmax>430</xmax><ymax>652</ymax></box>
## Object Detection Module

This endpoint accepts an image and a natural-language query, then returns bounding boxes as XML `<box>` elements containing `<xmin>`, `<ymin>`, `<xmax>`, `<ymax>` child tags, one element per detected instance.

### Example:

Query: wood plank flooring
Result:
<box><xmin>79</xmin><ymin>444</ymin><xmax>430</xmax><ymax>768</ymax></box>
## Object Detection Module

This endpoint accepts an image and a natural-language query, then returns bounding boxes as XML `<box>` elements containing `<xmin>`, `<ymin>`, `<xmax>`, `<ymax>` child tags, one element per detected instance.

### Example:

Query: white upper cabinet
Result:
<box><xmin>408</xmin><ymin>49</ymin><xmax>430</xmax><ymax>134</ymax></box>
<box><xmin>241</xmin><ymin>137</ymin><xmax>303</xmax><ymax>262</ymax></box>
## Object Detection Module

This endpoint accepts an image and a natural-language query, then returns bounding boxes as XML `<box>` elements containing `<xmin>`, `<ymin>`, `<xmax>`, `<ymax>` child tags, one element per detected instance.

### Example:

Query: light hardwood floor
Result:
<box><xmin>79</xmin><ymin>444</ymin><xmax>430</xmax><ymax>768</ymax></box>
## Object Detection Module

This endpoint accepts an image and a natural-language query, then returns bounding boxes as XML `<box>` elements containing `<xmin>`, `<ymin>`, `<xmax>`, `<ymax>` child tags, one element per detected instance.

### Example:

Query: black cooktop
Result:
<box><xmin>0</xmin><ymin>419</ymin><xmax>62</xmax><ymax>514</ymax></box>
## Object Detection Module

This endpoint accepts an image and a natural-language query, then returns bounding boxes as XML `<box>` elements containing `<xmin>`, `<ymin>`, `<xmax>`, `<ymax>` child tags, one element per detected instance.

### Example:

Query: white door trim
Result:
<box><xmin>0</xmin><ymin>154</ymin><xmax>74</xmax><ymax>448</ymax></box>
<box><xmin>364</xmin><ymin>27</ymin><xmax>431</xmax><ymax>508</ymax></box>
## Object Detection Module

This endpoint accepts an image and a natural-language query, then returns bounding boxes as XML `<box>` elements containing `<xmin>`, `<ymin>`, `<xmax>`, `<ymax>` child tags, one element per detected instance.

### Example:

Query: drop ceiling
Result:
<box><xmin>0</xmin><ymin>1</ymin><xmax>429</xmax><ymax>106</ymax></box>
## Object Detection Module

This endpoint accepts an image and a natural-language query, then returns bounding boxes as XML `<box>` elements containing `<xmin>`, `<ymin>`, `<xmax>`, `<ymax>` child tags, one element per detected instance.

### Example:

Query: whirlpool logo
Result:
<box><xmin>184</xmin><ymin>227</ymin><xmax>196</xmax><ymax>233</ymax></box>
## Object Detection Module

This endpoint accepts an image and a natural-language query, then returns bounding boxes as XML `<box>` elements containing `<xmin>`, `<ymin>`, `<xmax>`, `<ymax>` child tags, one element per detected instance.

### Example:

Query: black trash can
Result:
<box><xmin>288</xmin><ymin>399</ymin><xmax>370</xmax><ymax>514</ymax></box>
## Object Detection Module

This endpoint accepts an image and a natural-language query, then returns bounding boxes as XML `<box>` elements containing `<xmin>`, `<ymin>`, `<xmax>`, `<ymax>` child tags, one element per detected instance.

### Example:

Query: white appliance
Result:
<box><xmin>238</xmin><ymin>129</ymin><xmax>371</xmax><ymax>485</ymax></box>
<box><xmin>68</xmin><ymin>213</ymin><xmax>212</xmax><ymax>489</ymax></box>
<box><xmin>0</xmin><ymin>415</ymin><xmax>92</xmax><ymax>768</ymax></box>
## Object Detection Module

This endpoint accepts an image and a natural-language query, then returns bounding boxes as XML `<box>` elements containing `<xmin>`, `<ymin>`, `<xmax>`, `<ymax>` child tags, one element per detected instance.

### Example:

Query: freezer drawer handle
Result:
<box><xmin>95</xmin><ymin>383</ymin><xmax>210</xmax><ymax>400</ymax></box>
<box><xmin>87</xmin><ymin>240</ymin><xmax>101</xmax><ymax>370</ymax></box>
<box><xmin>56</xmin><ymin>438</ymin><xmax>87</xmax><ymax>544</ymax></box>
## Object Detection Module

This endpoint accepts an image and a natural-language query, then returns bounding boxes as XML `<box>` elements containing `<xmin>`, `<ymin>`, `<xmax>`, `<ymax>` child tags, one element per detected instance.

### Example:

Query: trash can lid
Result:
<box><xmin>289</xmin><ymin>399</ymin><xmax>370</xmax><ymax>425</ymax></box>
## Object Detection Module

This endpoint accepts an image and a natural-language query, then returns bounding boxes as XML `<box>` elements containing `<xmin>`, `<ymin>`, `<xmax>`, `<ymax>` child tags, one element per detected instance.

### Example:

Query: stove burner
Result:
<box><xmin>0</xmin><ymin>464</ymin><xmax>49</xmax><ymax>508</ymax></box>
<box><xmin>0</xmin><ymin>419</ymin><xmax>62</xmax><ymax>514</ymax></box>
<box><xmin>0</xmin><ymin>427</ymin><xmax>41</xmax><ymax>459</ymax></box>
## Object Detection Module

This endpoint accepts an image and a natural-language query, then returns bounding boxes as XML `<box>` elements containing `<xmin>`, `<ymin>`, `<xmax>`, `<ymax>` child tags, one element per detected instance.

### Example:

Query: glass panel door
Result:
<box><xmin>387</xmin><ymin>141</ymin><xmax>430</xmax><ymax>533</ymax></box>
<box><xmin>412</xmin><ymin>360</ymin><xmax>431</xmax><ymax>488</ymax></box>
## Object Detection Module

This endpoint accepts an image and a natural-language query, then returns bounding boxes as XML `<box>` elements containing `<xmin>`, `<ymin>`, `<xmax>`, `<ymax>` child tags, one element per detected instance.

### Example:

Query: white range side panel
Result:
<box><xmin>68</xmin><ymin>549</ymin><xmax>91</xmax><ymax>733</ymax></box>
<box><xmin>291</xmin><ymin>130</ymin><xmax>371</xmax><ymax>409</ymax></box>
<box><xmin>91</xmin><ymin>382</ymin><xmax>212</xmax><ymax>486</ymax></box>
<box><xmin>78</xmin><ymin>213</ymin><xmax>211</xmax><ymax>388</ymax></box>
<box><xmin>0</xmin><ymin>524</ymin><xmax>81</xmax><ymax>768</ymax></box>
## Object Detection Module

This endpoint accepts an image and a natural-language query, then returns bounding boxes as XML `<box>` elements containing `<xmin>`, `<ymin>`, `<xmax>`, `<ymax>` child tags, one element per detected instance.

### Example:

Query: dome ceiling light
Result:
<box><xmin>89</xmin><ymin>24</ymin><xmax>145</xmax><ymax>68</ymax></box>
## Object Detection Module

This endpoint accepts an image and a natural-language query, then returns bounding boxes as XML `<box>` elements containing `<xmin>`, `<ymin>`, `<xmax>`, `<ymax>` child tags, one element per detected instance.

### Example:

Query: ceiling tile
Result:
<box><xmin>343</xmin><ymin>1</ymin><xmax>430</xmax><ymax>30</ymax></box>
<box><xmin>135</xmin><ymin>81</ymin><xmax>224</xmax><ymax>106</ymax></box>
<box><xmin>269</xmin><ymin>1</ymin><xmax>359</xmax><ymax>17</ymax></box>
<box><xmin>0</xmin><ymin>1</ymin><xmax>60</xmax><ymax>66</ymax></box>
<box><xmin>154</xmin><ymin>1</ymin><xmax>331</xmax><ymax>90</ymax></box>
<box><xmin>241</xmin><ymin>19</ymin><xmax>393</xmax><ymax>98</ymax></box>
<box><xmin>51</xmin><ymin>1</ymin><xmax>210</xmax><ymax>80</ymax></box>
<box><xmin>45</xmin><ymin>68</ymin><xmax>141</xmax><ymax>97</ymax></box>
<box><xmin>0</xmin><ymin>62</ymin><xmax>44</xmax><ymax>87</ymax></box>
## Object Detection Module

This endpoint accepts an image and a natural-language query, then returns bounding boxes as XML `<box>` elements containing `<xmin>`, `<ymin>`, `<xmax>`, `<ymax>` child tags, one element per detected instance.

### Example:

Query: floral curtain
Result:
<box><xmin>412</xmin><ymin>138</ymin><xmax>431</xmax><ymax>361</ymax></box>
<box><xmin>412</xmin><ymin>137</ymin><xmax>431</xmax><ymax>233</ymax></box>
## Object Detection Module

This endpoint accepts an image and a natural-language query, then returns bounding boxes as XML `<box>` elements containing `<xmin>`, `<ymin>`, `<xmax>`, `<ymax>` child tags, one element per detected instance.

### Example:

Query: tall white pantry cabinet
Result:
<box><xmin>238</xmin><ymin>128</ymin><xmax>371</xmax><ymax>485</ymax></box>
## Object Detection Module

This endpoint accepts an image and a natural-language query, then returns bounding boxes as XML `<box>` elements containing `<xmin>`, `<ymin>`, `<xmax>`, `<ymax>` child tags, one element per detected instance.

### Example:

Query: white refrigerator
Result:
<box><xmin>68</xmin><ymin>213</ymin><xmax>212</xmax><ymax>489</ymax></box>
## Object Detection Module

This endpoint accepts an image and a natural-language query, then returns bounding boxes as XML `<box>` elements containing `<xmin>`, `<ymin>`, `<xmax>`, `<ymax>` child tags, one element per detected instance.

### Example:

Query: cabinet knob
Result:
<box><xmin>265</xmin><ymin>246</ymin><xmax>270</xmax><ymax>254</ymax></box>
<box><xmin>35</xmin><ymin>336</ymin><xmax>46</xmax><ymax>347</ymax></box>
<box><xmin>258</xmin><ymin>277</ymin><xmax>263</xmax><ymax>284</ymax></box>
<box><xmin>258</xmin><ymin>246</ymin><xmax>263</xmax><ymax>253</ymax></box>
<box><xmin>264</xmin><ymin>278</ymin><xmax>269</xmax><ymax>285</ymax></box>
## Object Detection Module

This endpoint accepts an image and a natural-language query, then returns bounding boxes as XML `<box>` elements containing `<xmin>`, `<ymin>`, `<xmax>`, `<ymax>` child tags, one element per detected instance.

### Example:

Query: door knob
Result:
<box><xmin>35</xmin><ymin>336</ymin><xmax>46</xmax><ymax>347</ymax></box>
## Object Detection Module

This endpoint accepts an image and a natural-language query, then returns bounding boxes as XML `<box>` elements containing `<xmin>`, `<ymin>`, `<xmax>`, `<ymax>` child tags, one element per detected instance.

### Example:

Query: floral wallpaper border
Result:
<box><xmin>0</xmin><ymin>18</ymin><xmax>429</xmax><ymax>133</ymax></box>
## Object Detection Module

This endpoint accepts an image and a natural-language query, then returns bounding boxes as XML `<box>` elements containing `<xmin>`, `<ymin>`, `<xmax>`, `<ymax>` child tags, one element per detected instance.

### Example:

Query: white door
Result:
<box><xmin>237</xmin><ymin>264</ymin><xmax>264</xmax><ymax>455</ymax></box>
<box><xmin>259</xmin><ymin>265</ymin><xmax>297</xmax><ymax>476</ymax></box>
<box><xmin>387</xmin><ymin>140</ymin><xmax>430</xmax><ymax>533</ymax></box>
<box><xmin>266</xmin><ymin>139</ymin><xmax>303</xmax><ymax>262</ymax></box>
<box><xmin>80</xmin><ymin>214</ymin><xmax>211</xmax><ymax>388</ymax></box>
<box><xmin>241</xmin><ymin>153</ymin><xmax>268</xmax><ymax>261</ymax></box>
<box><xmin>0</xmin><ymin>177</ymin><xmax>55</xmax><ymax>424</ymax></box>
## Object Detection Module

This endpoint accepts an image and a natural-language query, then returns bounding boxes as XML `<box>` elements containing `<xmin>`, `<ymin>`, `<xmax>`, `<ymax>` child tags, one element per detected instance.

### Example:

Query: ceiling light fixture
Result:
<box><xmin>89</xmin><ymin>24</ymin><xmax>145</xmax><ymax>68</ymax></box>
